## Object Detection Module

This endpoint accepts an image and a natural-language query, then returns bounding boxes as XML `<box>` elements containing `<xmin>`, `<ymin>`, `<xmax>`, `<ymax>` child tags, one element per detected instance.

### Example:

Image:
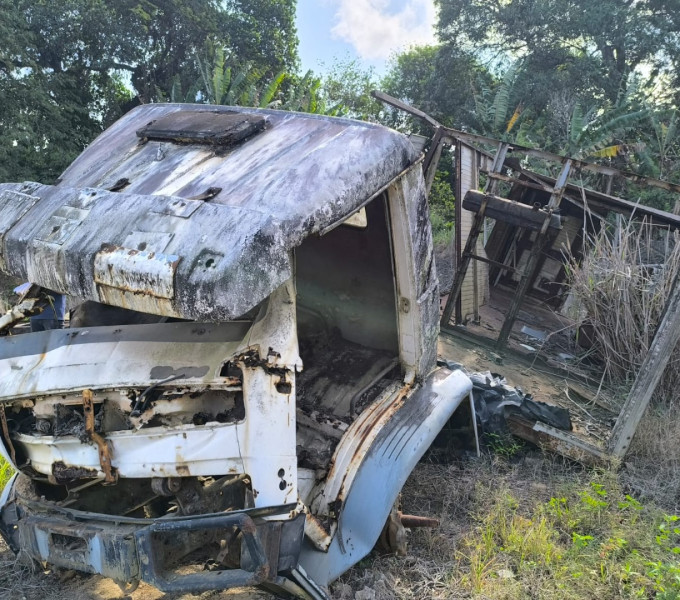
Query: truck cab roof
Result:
<box><xmin>0</xmin><ymin>104</ymin><xmax>418</xmax><ymax>321</ymax></box>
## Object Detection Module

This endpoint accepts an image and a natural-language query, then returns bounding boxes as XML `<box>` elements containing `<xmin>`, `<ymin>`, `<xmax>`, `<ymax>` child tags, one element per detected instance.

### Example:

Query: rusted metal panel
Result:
<box><xmin>94</xmin><ymin>246</ymin><xmax>179</xmax><ymax>300</ymax></box>
<box><xmin>2</xmin><ymin>496</ymin><xmax>304</xmax><ymax>595</ymax></box>
<box><xmin>93</xmin><ymin>245</ymin><xmax>180</xmax><ymax>315</ymax></box>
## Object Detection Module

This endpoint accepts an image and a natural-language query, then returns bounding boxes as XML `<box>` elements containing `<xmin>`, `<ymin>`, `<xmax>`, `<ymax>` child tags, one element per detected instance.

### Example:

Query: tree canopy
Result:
<box><xmin>0</xmin><ymin>0</ymin><xmax>298</xmax><ymax>183</ymax></box>
<box><xmin>3</xmin><ymin>0</ymin><xmax>680</xmax><ymax>212</ymax></box>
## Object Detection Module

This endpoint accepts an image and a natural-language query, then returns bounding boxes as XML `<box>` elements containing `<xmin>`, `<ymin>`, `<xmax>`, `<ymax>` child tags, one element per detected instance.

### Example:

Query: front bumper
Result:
<box><xmin>0</xmin><ymin>483</ymin><xmax>305</xmax><ymax>594</ymax></box>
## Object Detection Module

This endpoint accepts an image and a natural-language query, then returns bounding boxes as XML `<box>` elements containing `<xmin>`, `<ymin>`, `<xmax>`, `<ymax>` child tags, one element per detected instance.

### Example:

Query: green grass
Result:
<box><xmin>0</xmin><ymin>456</ymin><xmax>14</xmax><ymax>489</ymax></box>
<box><xmin>453</xmin><ymin>473</ymin><xmax>680</xmax><ymax>599</ymax></box>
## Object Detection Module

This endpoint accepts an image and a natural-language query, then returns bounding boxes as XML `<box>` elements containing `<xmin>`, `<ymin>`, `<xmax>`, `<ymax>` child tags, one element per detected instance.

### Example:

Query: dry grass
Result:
<box><xmin>0</xmin><ymin>453</ymin><xmax>677</xmax><ymax>600</ymax></box>
<box><xmin>566</xmin><ymin>215</ymin><xmax>680</xmax><ymax>400</ymax></box>
<box><xmin>564</xmin><ymin>214</ymin><xmax>680</xmax><ymax>515</ymax></box>
<box><xmin>0</xmin><ymin>540</ymin><xmax>53</xmax><ymax>600</ymax></box>
<box><xmin>623</xmin><ymin>400</ymin><xmax>680</xmax><ymax>514</ymax></box>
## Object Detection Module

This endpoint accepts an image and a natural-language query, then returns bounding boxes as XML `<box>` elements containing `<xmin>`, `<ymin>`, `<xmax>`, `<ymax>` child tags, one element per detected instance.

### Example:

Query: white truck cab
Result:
<box><xmin>0</xmin><ymin>105</ymin><xmax>473</xmax><ymax>598</ymax></box>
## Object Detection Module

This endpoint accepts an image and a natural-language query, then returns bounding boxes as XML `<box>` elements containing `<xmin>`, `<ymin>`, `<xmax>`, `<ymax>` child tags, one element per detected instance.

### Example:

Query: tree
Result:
<box><xmin>125</xmin><ymin>0</ymin><xmax>298</xmax><ymax>103</ymax></box>
<box><xmin>381</xmin><ymin>45</ymin><xmax>493</xmax><ymax>132</ymax></box>
<box><xmin>0</xmin><ymin>0</ymin><xmax>300</xmax><ymax>183</ymax></box>
<box><xmin>435</xmin><ymin>0</ymin><xmax>679</xmax><ymax>104</ymax></box>
<box><xmin>0</xmin><ymin>0</ymin><xmax>120</xmax><ymax>182</ymax></box>
<box><xmin>319</xmin><ymin>57</ymin><xmax>381</xmax><ymax>120</ymax></box>
<box><xmin>221</xmin><ymin>0</ymin><xmax>298</xmax><ymax>77</ymax></box>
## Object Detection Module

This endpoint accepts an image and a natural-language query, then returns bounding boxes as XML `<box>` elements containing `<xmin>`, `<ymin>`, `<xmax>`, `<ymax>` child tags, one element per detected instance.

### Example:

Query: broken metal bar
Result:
<box><xmin>467</xmin><ymin>253</ymin><xmax>520</xmax><ymax>274</ymax></box>
<box><xmin>0</xmin><ymin>405</ymin><xmax>16</xmax><ymax>465</ymax></box>
<box><xmin>372</xmin><ymin>91</ymin><xmax>680</xmax><ymax>220</ymax></box>
<box><xmin>495</xmin><ymin>159</ymin><xmax>572</xmax><ymax>350</ymax></box>
<box><xmin>486</xmin><ymin>171</ymin><xmax>556</xmax><ymax>194</ymax></box>
<box><xmin>398</xmin><ymin>514</ymin><xmax>439</xmax><ymax>528</ymax></box>
<box><xmin>485</xmin><ymin>141</ymin><xmax>509</xmax><ymax>195</ymax></box>
<box><xmin>438</xmin><ymin>128</ymin><xmax>680</xmax><ymax>196</ymax></box>
<box><xmin>82</xmin><ymin>389</ymin><xmax>116</xmax><ymax>484</ymax></box>
<box><xmin>371</xmin><ymin>90</ymin><xmax>441</xmax><ymax>129</ymax></box>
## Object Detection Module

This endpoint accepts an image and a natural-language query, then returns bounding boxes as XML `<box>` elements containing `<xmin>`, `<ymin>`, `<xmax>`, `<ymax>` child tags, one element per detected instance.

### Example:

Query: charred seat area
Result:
<box><xmin>295</xmin><ymin>195</ymin><xmax>401</xmax><ymax>470</ymax></box>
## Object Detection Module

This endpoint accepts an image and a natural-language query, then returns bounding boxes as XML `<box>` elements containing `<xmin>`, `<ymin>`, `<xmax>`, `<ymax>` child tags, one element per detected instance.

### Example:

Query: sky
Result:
<box><xmin>295</xmin><ymin>0</ymin><xmax>437</xmax><ymax>75</ymax></box>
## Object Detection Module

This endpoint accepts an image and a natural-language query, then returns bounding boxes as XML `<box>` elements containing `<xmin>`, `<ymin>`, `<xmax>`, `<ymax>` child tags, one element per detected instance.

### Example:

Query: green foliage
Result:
<box><xmin>457</xmin><ymin>475</ymin><xmax>680</xmax><ymax>599</ymax></box>
<box><xmin>483</xmin><ymin>432</ymin><xmax>525</xmax><ymax>459</ymax></box>
<box><xmin>471</xmin><ymin>60</ymin><xmax>525</xmax><ymax>139</ymax></box>
<box><xmin>281</xmin><ymin>70</ymin><xmax>342</xmax><ymax>115</ymax></box>
<box><xmin>435</xmin><ymin>0</ymin><xmax>678</xmax><ymax>104</ymax></box>
<box><xmin>428</xmin><ymin>168</ymin><xmax>456</xmax><ymax>246</ymax></box>
<box><xmin>364</xmin><ymin>0</ymin><xmax>677</xmax><ymax>195</ymax></box>
<box><xmin>0</xmin><ymin>456</ymin><xmax>13</xmax><ymax>489</ymax></box>
<box><xmin>381</xmin><ymin>44</ymin><xmax>489</xmax><ymax>132</ymax></box>
<box><xmin>319</xmin><ymin>57</ymin><xmax>381</xmax><ymax>121</ymax></box>
<box><xmin>0</xmin><ymin>0</ymin><xmax>300</xmax><ymax>183</ymax></box>
<box><xmin>220</xmin><ymin>0</ymin><xmax>298</xmax><ymax>76</ymax></box>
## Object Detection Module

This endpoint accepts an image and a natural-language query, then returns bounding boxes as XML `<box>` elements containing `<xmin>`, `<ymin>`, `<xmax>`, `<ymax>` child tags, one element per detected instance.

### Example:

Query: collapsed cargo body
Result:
<box><xmin>0</xmin><ymin>105</ymin><xmax>473</xmax><ymax>598</ymax></box>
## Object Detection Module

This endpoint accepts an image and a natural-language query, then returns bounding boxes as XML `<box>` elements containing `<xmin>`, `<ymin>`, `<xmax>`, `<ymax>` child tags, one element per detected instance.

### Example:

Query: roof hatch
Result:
<box><xmin>136</xmin><ymin>110</ymin><xmax>267</xmax><ymax>146</ymax></box>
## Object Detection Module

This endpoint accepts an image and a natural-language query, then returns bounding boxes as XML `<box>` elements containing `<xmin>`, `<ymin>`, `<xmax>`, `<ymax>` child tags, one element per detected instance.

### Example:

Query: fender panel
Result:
<box><xmin>299</xmin><ymin>367</ymin><xmax>472</xmax><ymax>585</ymax></box>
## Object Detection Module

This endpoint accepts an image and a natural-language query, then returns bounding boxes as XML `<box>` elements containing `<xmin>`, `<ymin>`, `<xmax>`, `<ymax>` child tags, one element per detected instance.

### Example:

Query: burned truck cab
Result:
<box><xmin>0</xmin><ymin>105</ymin><xmax>473</xmax><ymax>598</ymax></box>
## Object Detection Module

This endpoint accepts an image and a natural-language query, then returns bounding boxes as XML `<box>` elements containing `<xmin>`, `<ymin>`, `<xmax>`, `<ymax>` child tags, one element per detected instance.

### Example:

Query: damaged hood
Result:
<box><xmin>0</xmin><ymin>104</ymin><xmax>418</xmax><ymax>320</ymax></box>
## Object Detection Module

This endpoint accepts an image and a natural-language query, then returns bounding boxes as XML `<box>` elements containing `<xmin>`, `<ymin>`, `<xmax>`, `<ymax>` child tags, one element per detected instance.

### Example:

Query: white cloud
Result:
<box><xmin>331</xmin><ymin>0</ymin><xmax>436</xmax><ymax>61</ymax></box>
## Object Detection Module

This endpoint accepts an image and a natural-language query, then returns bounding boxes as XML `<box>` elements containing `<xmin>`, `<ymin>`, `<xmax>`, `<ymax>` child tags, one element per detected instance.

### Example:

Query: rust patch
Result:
<box><xmin>399</xmin><ymin>513</ymin><xmax>439</xmax><ymax>528</ymax></box>
<box><xmin>82</xmin><ymin>389</ymin><xmax>117</xmax><ymax>484</ymax></box>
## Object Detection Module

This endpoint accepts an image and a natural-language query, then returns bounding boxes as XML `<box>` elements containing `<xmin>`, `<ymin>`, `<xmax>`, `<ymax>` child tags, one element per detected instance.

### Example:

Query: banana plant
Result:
<box><xmin>471</xmin><ymin>61</ymin><xmax>525</xmax><ymax>140</ymax></box>
<box><xmin>563</xmin><ymin>82</ymin><xmax>648</xmax><ymax>159</ymax></box>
